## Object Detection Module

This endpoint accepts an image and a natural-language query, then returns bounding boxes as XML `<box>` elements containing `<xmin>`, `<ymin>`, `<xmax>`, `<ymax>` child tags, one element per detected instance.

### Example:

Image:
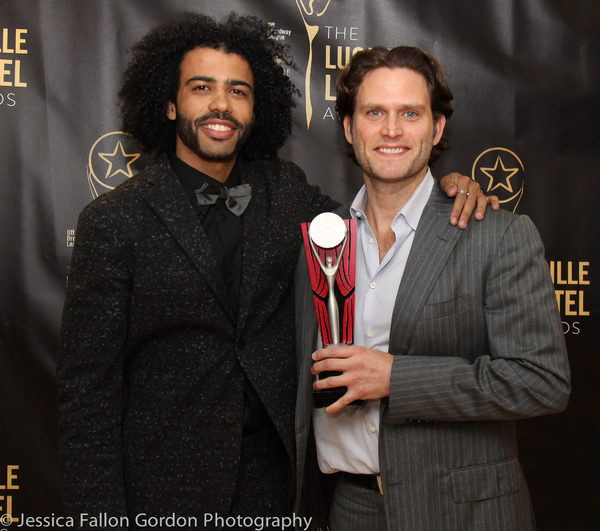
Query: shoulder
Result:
<box><xmin>428</xmin><ymin>179</ymin><xmax>524</xmax><ymax>235</ymax></box>
<box><xmin>70</xmin><ymin>165</ymin><xmax>164</xmax><ymax>262</ymax></box>
<box><xmin>78</xmin><ymin>157</ymin><xmax>166</xmax><ymax>224</ymax></box>
<box><xmin>243</xmin><ymin>157</ymin><xmax>307</xmax><ymax>185</ymax></box>
<box><xmin>243</xmin><ymin>157</ymin><xmax>339</xmax><ymax>218</ymax></box>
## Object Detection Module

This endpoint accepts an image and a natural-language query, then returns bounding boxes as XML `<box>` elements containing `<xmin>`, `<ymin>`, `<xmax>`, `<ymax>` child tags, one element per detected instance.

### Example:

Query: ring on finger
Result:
<box><xmin>457</xmin><ymin>189</ymin><xmax>470</xmax><ymax>197</ymax></box>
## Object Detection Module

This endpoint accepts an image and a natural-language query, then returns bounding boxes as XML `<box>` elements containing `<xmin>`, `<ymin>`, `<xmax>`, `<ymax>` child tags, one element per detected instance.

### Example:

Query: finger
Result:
<box><xmin>487</xmin><ymin>194</ymin><xmax>500</xmax><ymax>210</ymax></box>
<box><xmin>325</xmin><ymin>390</ymin><xmax>358</xmax><ymax>414</ymax></box>
<box><xmin>313</xmin><ymin>370</ymin><xmax>347</xmax><ymax>391</ymax></box>
<box><xmin>455</xmin><ymin>177</ymin><xmax>483</xmax><ymax>228</ymax></box>
<box><xmin>449</xmin><ymin>185</ymin><xmax>468</xmax><ymax>226</ymax></box>
<box><xmin>311</xmin><ymin>357</ymin><xmax>347</xmax><ymax>376</ymax></box>
<box><xmin>439</xmin><ymin>172</ymin><xmax>461</xmax><ymax>197</ymax></box>
<box><xmin>312</xmin><ymin>346</ymin><xmax>353</xmax><ymax>361</ymax></box>
<box><xmin>473</xmin><ymin>189</ymin><xmax>488</xmax><ymax>220</ymax></box>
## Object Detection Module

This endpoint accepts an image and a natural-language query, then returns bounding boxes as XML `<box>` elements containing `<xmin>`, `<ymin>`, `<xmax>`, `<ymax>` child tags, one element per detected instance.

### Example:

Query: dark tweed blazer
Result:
<box><xmin>57</xmin><ymin>153</ymin><xmax>338</xmax><ymax>524</ymax></box>
<box><xmin>295</xmin><ymin>183</ymin><xmax>570</xmax><ymax>531</ymax></box>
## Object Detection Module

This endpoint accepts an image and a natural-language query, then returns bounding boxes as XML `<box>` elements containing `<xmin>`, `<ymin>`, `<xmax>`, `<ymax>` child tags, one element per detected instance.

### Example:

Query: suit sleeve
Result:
<box><xmin>386</xmin><ymin>215</ymin><xmax>570</xmax><ymax>424</ymax></box>
<box><xmin>283</xmin><ymin>160</ymin><xmax>340</xmax><ymax>220</ymax></box>
<box><xmin>56</xmin><ymin>203</ymin><xmax>132</xmax><ymax>522</ymax></box>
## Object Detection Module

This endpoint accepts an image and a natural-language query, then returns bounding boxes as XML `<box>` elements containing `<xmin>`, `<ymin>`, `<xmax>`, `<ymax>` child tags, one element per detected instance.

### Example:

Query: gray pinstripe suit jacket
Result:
<box><xmin>295</xmin><ymin>183</ymin><xmax>570</xmax><ymax>531</ymax></box>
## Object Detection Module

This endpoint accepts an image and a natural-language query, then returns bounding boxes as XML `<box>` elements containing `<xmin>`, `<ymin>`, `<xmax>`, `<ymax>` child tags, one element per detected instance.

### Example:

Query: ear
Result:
<box><xmin>343</xmin><ymin>115</ymin><xmax>354</xmax><ymax>145</ymax></box>
<box><xmin>433</xmin><ymin>114</ymin><xmax>446</xmax><ymax>146</ymax></box>
<box><xmin>166</xmin><ymin>101</ymin><xmax>177</xmax><ymax>121</ymax></box>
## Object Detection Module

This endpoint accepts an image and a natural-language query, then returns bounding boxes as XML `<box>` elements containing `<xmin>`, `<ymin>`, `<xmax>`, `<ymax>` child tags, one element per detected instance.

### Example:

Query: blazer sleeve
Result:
<box><xmin>56</xmin><ymin>203</ymin><xmax>132</xmax><ymax>520</ymax></box>
<box><xmin>386</xmin><ymin>214</ymin><xmax>570</xmax><ymax>424</ymax></box>
<box><xmin>276</xmin><ymin>159</ymin><xmax>340</xmax><ymax>220</ymax></box>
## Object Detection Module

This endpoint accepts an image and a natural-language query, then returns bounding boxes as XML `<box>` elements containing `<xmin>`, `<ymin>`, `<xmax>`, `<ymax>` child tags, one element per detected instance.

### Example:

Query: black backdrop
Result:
<box><xmin>1</xmin><ymin>1</ymin><xmax>598</xmax><ymax>529</ymax></box>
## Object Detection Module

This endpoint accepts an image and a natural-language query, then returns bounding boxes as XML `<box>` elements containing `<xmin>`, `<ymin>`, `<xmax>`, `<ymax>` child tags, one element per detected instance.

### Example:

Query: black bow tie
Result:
<box><xmin>195</xmin><ymin>183</ymin><xmax>252</xmax><ymax>216</ymax></box>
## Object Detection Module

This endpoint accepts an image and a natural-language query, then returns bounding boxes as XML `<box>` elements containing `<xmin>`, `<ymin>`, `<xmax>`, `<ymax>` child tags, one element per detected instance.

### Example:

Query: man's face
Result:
<box><xmin>167</xmin><ymin>47</ymin><xmax>255</xmax><ymax>176</ymax></box>
<box><xmin>343</xmin><ymin>67</ymin><xmax>445</xmax><ymax>187</ymax></box>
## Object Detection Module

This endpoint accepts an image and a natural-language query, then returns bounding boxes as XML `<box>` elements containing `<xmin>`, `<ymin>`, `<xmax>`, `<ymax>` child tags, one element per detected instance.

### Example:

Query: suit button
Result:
<box><xmin>237</xmin><ymin>338</ymin><xmax>246</xmax><ymax>350</ymax></box>
<box><xmin>224</xmin><ymin>412</ymin><xmax>237</xmax><ymax>424</ymax></box>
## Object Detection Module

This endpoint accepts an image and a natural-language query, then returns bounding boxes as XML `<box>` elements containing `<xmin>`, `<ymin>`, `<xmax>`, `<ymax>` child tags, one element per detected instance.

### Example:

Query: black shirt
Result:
<box><xmin>168</xmin><ymin>151</ymin><xmax>243</xmax><ymax>316</ymax></box>
<box><xmin>168</xmin><ymin>152</ymin><xmax>267</xmax><ymax>434</ymax></box>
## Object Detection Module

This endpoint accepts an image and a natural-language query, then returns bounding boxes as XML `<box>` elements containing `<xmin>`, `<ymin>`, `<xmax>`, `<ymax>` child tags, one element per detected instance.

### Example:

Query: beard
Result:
<box><xmin>175</xmin><ymin>112</ymin><xmax>254</xmax><ymax>162</ymax></box>
<box><xmin>352</xmin><ymin>123</ymin><xmax>437</xmax><ymax>184</ymax></box>
<box><xmin>356</xmin><ymin>139</ymin><xmax>433</xmax><ymax>184</ymax></box>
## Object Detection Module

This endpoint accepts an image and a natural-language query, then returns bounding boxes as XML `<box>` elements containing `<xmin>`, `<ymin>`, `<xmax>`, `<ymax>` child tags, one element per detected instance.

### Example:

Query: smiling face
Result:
<box><xmin>344</xmin><ymin>67</ymin><xmax>445</xmax><ymax>189</ymax></box>
<box><xmin>166</xmin><ymin>47</ymin><xmax>255</xmax><ymax>180</ymax></box>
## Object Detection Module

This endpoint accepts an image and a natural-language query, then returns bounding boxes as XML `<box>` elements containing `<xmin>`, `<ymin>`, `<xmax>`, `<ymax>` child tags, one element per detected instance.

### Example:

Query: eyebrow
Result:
<box><xmin>185</xmin><ymin>76</ymin><xmax>253</xmax><ymax>91</ymax></box>
<box><xmin>360</xmin><ymin>102</ymin><xmax>427</xmax><ymax>111</ymax></box>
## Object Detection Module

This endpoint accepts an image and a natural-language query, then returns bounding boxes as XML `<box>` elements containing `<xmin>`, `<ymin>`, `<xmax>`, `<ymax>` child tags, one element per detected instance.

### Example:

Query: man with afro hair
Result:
<box><xmin>57</xmin><ymin>12</ymin><xmax>491</xmax><ymax>529</ymax></box>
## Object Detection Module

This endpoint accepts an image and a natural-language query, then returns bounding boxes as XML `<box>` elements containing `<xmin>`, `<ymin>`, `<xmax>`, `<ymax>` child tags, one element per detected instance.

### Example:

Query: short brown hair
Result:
<box><xmin>336</xmin><ymin>45</ymin><xmax>453</xmax><ymax>167</ymax></box>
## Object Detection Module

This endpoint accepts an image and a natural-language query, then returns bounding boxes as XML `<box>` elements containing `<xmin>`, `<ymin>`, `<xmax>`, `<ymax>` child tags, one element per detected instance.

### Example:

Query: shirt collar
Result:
<box><xmin>350</xmin><ymin>169</ymin><xmax>434</xmax><ymax>232</ymax></box>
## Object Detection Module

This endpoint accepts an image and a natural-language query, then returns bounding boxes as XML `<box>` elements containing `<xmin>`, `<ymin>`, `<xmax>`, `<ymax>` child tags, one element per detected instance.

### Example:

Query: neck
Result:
<box><xmin>175</xmin><ymin>141</ymin><xmax>237</xmax><ymax>183</ymax></box>
<box><xmin>363</xmin><ymin>169</ymin><xmax>427</xmax><ymax>233</ymax></box>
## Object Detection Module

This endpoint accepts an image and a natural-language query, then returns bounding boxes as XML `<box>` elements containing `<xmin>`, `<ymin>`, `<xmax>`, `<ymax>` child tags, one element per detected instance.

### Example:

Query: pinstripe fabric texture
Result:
<box><xmin>329</xmin><ymin>475</ymin><xmax>387</xmax><ymax>531</ymax></box>
<box><xmin>295</xmin><ymin>183</ymin><xmax>570</xmax><ymax>531</ymax></box>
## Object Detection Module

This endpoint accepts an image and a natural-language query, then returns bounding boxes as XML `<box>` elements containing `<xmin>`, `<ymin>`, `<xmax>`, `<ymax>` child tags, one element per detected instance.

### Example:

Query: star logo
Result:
<box><xmin>87</xmin><ymin>132</ymin><xmax>150</xmax><ymax>199</ymax></box>
<box><xmin>472</xmin><ymin>148</ymin><xmax>525</xmax><ymax>212</ymax></box>
<box><xmin>97</xmin><ymin>141</ymin><xmax>140</xmax><ymax>181</ymax></box>
<box><xmin>309</xmin><ymin>212</ymin><xmax>347</xmax><ymax>248</ymax></box>
<box><xmin>480</xmin><ymin>156</ymin><xmax>520</xmax><ymax>194</ymax></box>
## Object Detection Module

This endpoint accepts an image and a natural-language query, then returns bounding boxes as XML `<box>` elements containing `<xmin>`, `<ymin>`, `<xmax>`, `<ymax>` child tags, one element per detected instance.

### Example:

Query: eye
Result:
<box><xmin>404</xmin><ymin>111</ymin><xmax>418</xmax><ymax>118</ymax></box>
<box><xmin>367</xmin><ymin>109</ymin><xmax>382</xmax><ymax>117</ymax></box>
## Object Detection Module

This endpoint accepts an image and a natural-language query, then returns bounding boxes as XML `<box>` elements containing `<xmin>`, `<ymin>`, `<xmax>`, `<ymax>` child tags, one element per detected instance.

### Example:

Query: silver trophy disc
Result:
<box><xmin>308</xmin><ymin>212</ymin><xmax>347</xmax><ymax>249</ymax></box>
<box><xmin>308</xmin><ymin>213</ymin><xmax>348</xmax><ymax>345</ymax></box>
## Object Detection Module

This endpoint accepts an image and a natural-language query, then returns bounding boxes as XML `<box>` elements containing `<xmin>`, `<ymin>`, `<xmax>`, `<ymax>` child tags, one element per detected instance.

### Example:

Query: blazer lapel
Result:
<box><xmin>295</xmin><ymin>248</ymin><xmax>320</xmax><ymax>437</ymax></box>
<box><xmin>389</xmin><ymin>184</ymin><xmax>463</xmax><ymax>355</ymax></box>
<box><xmin>141</xmin><ymin>154</ymin><xmax>235</xmax><ymax>321</ymax></box>
<box><xmin>236</xmin><ymin>159</ymin><xmax>270</xmax><ymax>333</ymax></box>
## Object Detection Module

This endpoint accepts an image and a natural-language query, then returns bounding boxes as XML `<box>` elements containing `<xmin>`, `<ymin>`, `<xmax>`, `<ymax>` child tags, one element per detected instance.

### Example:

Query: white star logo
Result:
<box><xmin>309</xmin><ymin>213</ymin><xmax>347</xmax><ymax>248</ymax></box>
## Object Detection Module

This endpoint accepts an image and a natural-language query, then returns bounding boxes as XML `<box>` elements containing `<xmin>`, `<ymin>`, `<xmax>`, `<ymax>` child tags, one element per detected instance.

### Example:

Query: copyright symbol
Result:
<box><xmin>0</xmin><ymin>513</ymin><xmax>12</xmax><ymax>526</ymax></box>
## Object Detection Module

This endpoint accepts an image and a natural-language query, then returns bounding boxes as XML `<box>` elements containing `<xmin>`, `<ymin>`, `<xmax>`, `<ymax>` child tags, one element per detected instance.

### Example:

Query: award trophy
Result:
<box><xmin>302</xmin><ymin>212</ymin><xmax>360</xmax><ymax>408</ymax></box>
<box><xmin>308</xmin><ymin>213</ymin><xmax>348</xmax><ymax>346</ymax></box>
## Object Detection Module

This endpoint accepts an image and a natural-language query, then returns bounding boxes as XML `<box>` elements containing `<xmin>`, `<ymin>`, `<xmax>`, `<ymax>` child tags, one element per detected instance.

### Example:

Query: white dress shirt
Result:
<box><xmin>313</xmin><ymin>171</ymin><xmax>434</xmax><ymax>475</ymax></box>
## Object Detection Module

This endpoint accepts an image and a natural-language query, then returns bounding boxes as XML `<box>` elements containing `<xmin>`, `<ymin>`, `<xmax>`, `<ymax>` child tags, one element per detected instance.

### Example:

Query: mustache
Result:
<box><xmin>194</xmin><ymin>112</ymin><xmax>245</xmax><ymax>129</ymax></box>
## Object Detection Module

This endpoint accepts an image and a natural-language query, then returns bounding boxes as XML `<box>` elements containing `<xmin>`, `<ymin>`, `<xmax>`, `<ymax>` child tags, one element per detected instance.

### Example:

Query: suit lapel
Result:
<box><xmin>236</xmin><ymin>159</ymin><xmax>270</xmax><ymax>333</ymax></box>
<box><xmin>141</xmin><ymin>154</ymin><xmax>235</xmax><ymax>321</ymax></box>
<box><xmin>389</xmin><ymin>184</ymin><xmax>463</xmax><ymax>355</ymax></box>
<box><xmin>296</xmin><ymin>249</ymin><xmax>319</xmax><ymax>432</ymax></box>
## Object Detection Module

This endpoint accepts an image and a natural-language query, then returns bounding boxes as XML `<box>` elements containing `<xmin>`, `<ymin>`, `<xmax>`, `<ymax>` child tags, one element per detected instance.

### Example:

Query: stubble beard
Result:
<box><xmin>176</xmin><ymin>112</ymin><xmax>254</xmax><ymax>162</ymax></box>
<box><xmin>353</xmin><ymin>123</ymin><xmax>437</xmax><ymax>185</ymax></box>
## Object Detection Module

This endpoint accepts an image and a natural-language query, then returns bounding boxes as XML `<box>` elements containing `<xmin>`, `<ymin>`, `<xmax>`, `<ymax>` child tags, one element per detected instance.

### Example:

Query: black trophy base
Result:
<box><xmin>313</xmin><ymin>371</ymin><xmax>365</xmax><ymax>408</ymax></box>
<box><xmin>313</xmin><ymin>386</ymin><xmax>348</xmax><ymax>409</ymax></box>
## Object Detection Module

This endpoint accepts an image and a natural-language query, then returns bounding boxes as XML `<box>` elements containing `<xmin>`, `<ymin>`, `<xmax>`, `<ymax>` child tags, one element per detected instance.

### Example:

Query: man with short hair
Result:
<box><xmin>295</xmin><ymin>46</ymin><xmax>570</xmax><ymax>531</ymax></box>
<box><xmin>57</xmin><ymin>13</ymin><xmax>491</xmax><ymax>529</ymax></box>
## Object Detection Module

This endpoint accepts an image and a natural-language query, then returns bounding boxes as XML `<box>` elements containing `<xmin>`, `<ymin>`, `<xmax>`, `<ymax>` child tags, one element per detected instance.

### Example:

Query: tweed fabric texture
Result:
<box><xmin>57</xmin><ymin>153</ymin><xmax>338</xmax><ymax>528</ymax></box>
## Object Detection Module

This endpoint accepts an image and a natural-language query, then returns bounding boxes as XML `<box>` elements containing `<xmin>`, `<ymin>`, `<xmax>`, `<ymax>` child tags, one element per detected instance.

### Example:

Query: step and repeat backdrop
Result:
<box><xmin>1</xmin><ymin>1</ymin><xmax>598</xmax><ymax>529</ymax></box>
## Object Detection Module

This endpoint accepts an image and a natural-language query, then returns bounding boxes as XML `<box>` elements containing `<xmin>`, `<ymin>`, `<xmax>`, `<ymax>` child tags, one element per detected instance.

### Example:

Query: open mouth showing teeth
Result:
<box><xmin>203</xmin><ymin>124</ymin><xmax>234</xmax><ymax>132</ymax></box>
<box><xmin>378</xmin><ymin>147</ymin><xmax>407</xmax><ymax>153</ymax></box>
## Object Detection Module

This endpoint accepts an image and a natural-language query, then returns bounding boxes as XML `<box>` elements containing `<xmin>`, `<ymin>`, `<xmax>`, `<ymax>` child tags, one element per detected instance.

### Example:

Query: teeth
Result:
<box><xmin>379</xmin><ymin>147</ymin><xmax>407</xmax><ymax>153</ymax></box>
<box><xmin>204</xmin><ymin>124</ymin><xmax>233</xmax><ymax>132</ymax></box>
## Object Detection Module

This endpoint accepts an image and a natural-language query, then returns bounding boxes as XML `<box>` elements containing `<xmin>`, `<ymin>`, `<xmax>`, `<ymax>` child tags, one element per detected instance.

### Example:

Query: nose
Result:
<box><xmin>382</xmin><ymin>114</ymin><xmax>403</xmax><ymax>138</ymax></box>
<box><xmin>208</xmin><ymin>87</ymin><xmax>232</xmax><ymax>114</ymax></box>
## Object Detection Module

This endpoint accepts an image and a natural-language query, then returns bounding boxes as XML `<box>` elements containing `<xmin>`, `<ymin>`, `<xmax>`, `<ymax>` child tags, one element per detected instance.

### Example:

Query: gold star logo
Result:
<box><xmin>98</xmin><ymin>141</ymin><xmax>140</xmax><ymax>180</ymax></box>
<box><xmin>87</xmin><ymin>132</ymin><xmax>149</xmax><ymax>199</ymax></box>
<box><xmin>472</xmin><ymin>147</ymin><xmax>525</xmax><ymax>213</ymax></box>
<box><xmin>480</xmin><ymin>156</ymin><xmax>520</xmax><ymax>194</ymax></box>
